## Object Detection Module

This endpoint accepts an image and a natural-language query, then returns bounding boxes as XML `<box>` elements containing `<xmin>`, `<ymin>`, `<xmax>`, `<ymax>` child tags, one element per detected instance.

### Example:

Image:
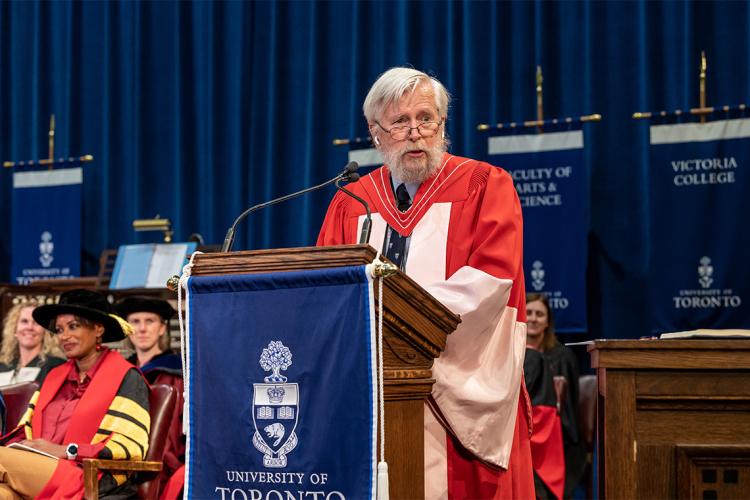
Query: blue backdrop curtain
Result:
<box><xmin>0</xmin><ymin>0</ymin><xmax>748</xmax><ymax>340</ymax></box>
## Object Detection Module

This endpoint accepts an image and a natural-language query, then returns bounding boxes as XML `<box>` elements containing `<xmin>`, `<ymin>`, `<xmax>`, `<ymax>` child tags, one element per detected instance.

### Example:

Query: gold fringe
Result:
<box><xmin>109</xmin><ymin>314</ymin><xmax>134</xmax><ymax>336</ymax></box>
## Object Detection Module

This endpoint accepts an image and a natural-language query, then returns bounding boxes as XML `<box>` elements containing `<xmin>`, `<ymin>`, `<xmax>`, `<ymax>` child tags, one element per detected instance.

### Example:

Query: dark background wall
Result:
<box><xmin>1</xmin><ymin>1</ymin><xmax>748</xmax><ymax>340</ymax></box>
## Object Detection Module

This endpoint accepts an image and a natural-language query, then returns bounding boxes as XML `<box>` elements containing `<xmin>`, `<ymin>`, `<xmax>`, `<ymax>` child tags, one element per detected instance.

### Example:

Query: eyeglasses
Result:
<box><xmin>375</xmin><ymin>119</ymin><xmax>443</xmax><ymax>141</ymax></box>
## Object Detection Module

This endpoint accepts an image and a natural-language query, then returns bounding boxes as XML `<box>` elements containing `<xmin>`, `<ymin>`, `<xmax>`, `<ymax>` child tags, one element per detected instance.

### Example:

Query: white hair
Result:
<box><xmin>362</xmin><ymin>67</ymin><xmax>451</xmax><ymax>123</ymax></box>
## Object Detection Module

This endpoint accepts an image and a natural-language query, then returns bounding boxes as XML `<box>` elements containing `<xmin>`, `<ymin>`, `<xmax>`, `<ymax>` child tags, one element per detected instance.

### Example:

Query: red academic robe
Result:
<box><xmin>34</xmin><ymin>351</ymin><xmax>134</xmax><ymax>499</ymax></box>
<box><xmin>525</xmin><ymin>348</ymin><xmax>566</xmax><ymax>500</ymax></box>
<box><xmin>530</xmin><ymin>405</ymin><xmax>565</xmax><ymax>500</ymax></box>
<box><xmin>318</xmin><ymin>153</ymin><xmax>534</xmax><ymax>499</ymax></box>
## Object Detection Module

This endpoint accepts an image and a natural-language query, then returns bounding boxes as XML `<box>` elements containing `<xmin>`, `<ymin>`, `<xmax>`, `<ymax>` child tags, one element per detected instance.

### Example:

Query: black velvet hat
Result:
<box><xmin>33</xmin><ymin>289</ymin><xmax>131</xmax><ymax>343</ymax></box>
<box><xmin>114</xmin><ymin>296</ymin><xmax>176</xmax><ymax>321</ymax></box>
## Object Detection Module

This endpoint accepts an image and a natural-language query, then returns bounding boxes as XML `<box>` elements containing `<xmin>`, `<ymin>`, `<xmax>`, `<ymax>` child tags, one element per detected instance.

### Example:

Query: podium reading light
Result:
<box><xmin>133</xmin><ymin>215</ymin><xmax>173</xmax><ymax>243</ymax></box>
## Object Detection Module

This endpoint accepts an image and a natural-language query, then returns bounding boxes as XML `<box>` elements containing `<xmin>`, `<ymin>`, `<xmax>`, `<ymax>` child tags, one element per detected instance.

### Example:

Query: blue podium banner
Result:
<box><xmin>649</xmin><ymin>118</ymin><xmax>750</xmax><ymax>333</ymax></box>
<box><xmin>11</xmin><ymin>167</ymin><xmax>82</xmax><ymax>284</ymax></box>
<box><xmin>487</xmin><ymin>130</ymin><xmax>588</xmax><ymax>332</ymax></box>
<box><xmin>185</xmin><ymin>266</ymin><xmax>376</xmax><ymax>499</ymax></box>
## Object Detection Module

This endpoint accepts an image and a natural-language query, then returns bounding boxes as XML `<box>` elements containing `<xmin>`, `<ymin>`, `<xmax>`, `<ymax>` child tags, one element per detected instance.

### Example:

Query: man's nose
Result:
<box><xmin>408</xmin><ymin>125</ymin><xmax>421</xmax><ymax>141</ymax></box>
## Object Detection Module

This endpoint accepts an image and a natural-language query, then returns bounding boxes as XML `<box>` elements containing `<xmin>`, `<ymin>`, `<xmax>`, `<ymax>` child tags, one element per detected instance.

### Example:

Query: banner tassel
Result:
<box><xmin>177</xmin><ymin>251</ymin><xmax>202</xmax><ymax>434</ymax></box>
<box><xmin>377</xmin><ymin>462</ymin><xmax>389</xmax><ymax>500</ymax></box>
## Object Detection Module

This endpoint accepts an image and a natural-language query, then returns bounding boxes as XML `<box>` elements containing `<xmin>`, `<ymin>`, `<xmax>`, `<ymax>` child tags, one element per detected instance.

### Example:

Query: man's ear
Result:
<box><xmin>368</xmin><ymin>124</ymin><xmax>380</xmax><ymax>147</ymax></box>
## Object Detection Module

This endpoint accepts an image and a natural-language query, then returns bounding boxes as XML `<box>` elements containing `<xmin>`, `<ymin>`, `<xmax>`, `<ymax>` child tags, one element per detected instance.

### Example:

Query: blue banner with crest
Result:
<box><xmin>486</xmin><ymin>130</ymin><xmax>588</xmax><ymax>332</ymax></box>
<box><xmin>11</xmin><ymin>166</ymin><xmax>83</xmax><ymax>284</ymax></box>
<box><xmin>648</xmin><ymin>118</ymin><xmax>750</xmax><ymax>333</ymax></box>
<box><xmin>185</xmin><ymin>266</ymin><xmax>376</xmax><ymax>499</ymax></box>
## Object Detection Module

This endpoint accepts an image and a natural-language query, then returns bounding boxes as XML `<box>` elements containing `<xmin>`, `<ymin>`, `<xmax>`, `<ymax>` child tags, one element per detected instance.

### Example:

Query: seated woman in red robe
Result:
<box><xmin>0</xmin><ymin>289</ymin><xmax>150</xmax><ymax>499</ymax></box>
<box><xmin>115</xmin><ymin>296</ymin><xmax>184</xmax><ymax>493</ymax></box>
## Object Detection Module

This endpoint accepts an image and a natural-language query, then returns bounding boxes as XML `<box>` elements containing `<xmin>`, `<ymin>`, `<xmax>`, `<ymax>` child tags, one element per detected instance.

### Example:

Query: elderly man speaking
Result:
<box><xmin>318</xmin><ymin>67</ymin><xmax>533</xmax><ymax>498</ymax></box>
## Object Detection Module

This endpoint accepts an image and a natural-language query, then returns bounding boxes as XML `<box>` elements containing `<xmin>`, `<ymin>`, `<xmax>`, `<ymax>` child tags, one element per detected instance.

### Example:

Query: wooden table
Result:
<box><xmin>589</xmin><ymin>339</ymin><xmax>750</xmax><ymax>499</ymax></box>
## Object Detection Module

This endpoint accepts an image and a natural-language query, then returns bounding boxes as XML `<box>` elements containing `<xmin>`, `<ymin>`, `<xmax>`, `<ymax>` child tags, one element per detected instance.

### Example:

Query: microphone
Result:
<box><xmin>335</xmin><ymin>177</ymin><xmax>371</xmax><ymax>245</ymax></box>
<box><xmin>221</xmin><ymin>161</ymin><xmax>360</xmax><ymax>252</ymax></box>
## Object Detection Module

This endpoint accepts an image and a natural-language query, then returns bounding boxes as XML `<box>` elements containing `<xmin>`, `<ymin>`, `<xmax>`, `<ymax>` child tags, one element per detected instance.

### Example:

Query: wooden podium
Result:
<box><xmin>187</xmin><ymin>244</ymin><xmax>460</xmax><ymax>499</ymax></box>
<box><xmin>589</xmin><ymin>339</ymin><xmax>750</xmax><ymax>499</ymax></box>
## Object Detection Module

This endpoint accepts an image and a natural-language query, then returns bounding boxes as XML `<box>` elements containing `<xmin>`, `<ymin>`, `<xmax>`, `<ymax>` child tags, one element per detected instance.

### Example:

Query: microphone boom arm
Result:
<box><xmin>335</xmin><ymin>179</ymin><xmax>372</xmax><ymax>245</ymax></box>
<box><xmin>221</xmin><ymin>162</ymin><xmax>359</xmax><ymax>252</ymax></box>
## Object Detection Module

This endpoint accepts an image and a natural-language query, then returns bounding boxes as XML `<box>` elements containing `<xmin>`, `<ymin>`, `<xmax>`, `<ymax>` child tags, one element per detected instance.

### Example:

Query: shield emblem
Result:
<box><xmin>252</xmin><ymin>383</ymin><xmax>299</xmax><ymax>467</ymax></box>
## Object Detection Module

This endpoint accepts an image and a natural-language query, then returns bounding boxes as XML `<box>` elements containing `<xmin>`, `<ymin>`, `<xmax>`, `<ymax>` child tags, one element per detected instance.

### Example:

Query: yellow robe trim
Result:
<box><xmin>105</xmin><ymin>434</ymin><xmax>143</xmax><ymax>460</ymax></box>
<box><xmin>98</xmin><ymin>414</ymin><xmax>149</xmax><ymax>454</ymax></box>
<box><xmin>19</xmin><ymin>391</ymin><xmax>39</xmax><ymax>439</ymax></box>
<box><xmin>109</xmin><ymin>395</ymin><xmax>151</xmax><ymax>430</ymax></box>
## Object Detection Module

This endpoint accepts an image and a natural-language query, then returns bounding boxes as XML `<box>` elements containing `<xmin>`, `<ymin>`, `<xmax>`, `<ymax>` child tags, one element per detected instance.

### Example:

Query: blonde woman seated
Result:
<box><xmin>0</xmin><ymin>289</ymin><xmax>150</xmax><ymax>499</ymax></box>
<box><xmin>0</xmin><ymin>302</ymin><xmax>65</xmax><ymax>386</ymax></box>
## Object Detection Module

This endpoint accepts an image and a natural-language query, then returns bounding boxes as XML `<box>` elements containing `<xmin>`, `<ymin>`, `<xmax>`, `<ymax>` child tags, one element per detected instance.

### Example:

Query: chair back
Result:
<box><xmin>1</xmin><ymin>381</ymin><xmax>38</xmax><ymax>431</ymax></box>
<box><xmin>138</xmin><ymin>384</ymin><xmax>178</xmax><ymax>499</ymax></box>
<box><xmin>96</xmin><ymin>249</ymin><xmax>118</xmax><ymax>287</ymax></box>
<box><xmin>578</xmin><ymin>374</ymin><xmax>597</xmax><ymax>451</ymax></box>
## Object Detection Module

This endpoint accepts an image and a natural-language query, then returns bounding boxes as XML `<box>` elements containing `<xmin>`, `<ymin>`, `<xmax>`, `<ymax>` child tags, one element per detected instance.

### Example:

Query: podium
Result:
<box><xmin>187</xmin><ymin>244</ymin><xmax>460</xmax><ymax>499</ymax></box>
<box><xmin>589</xmin><ymin>339</ymin><xmax>750</xmax><ymax>499</ymax></box>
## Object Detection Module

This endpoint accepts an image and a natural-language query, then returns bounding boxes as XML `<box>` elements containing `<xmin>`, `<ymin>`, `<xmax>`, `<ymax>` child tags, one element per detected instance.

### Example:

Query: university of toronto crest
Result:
<box><xmin>698</xmin><ymin>256</ymin><xmax>714</xmax><ymax>289</ymax></box>
<box><xmin>39</xmin><ymin>231</ymin><xmax>54</xmax><ymax>268</ymax></box>
<box><xmin>530</xmin><ymin>260</ymin><xmax>545</xmax><ymax>291</ymax></box>
<box><xmin>252</xmin><ymin>341</ymin><xmax>299</xmax><ymax>468</ymax></box>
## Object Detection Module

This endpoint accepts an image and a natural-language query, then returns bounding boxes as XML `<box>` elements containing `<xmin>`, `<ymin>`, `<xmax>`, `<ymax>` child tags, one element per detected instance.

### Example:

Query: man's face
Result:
<box><xmin>371</xmin><ymin>82</ymin><xmax>446</xmax><ymax>184</ymax></box>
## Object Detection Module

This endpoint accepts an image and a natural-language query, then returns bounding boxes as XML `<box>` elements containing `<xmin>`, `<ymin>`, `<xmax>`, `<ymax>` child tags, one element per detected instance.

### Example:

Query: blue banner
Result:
<box><xmin>486</xmin><ymin>130</ymin><xmax>588</xmax><ymax>332</ymax></box>
<box><xmin>649</xmin><ymin>118</ymin><xmax>750</xmax><ymax>333</ymax></box>
<box><xmin>11</xmin><ymin>167</ymin><xmax>83</xmax><ymax>284</ymax></box>
<box><xmin>186</xmin><ymin>266</ymin><xmax>376</xmax><ymax>499</ymax></box>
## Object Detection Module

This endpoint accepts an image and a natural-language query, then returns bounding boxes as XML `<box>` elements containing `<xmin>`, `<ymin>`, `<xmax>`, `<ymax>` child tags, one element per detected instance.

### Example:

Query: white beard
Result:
<box><xmin>381</xmin><ymin>140</ymin><xmax>447</xmax><ymax>184</ymax></box>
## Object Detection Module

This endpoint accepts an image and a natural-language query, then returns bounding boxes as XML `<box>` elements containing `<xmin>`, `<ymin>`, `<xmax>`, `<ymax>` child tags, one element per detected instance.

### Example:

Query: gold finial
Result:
<box><xmin>536</xmin><ymin>66</ymin><xmax>544</xmax><ymax>132</ymax></box>
<box><xmin>48</xmin><ymin>115</ymin><xmax>55</xmax><ymax>168</ymax></box>
<box><xmin>166</xmin><ymin>275</ymin><xmax>181</xmax><ymax>292</ymax></box>
<box><xmin>699</xmin><ymin>51</ymin><xmax>707</xmax><ymax>123</ymax></box>
<box><xmin>536</xmin><ymin>66</ymin><xmax>543</xmax><ymax>95</ymax></box>
<box><xmin>371</xmin><ymin>261</ymin><xmax>398</xmax><ymax>278</ymax></box>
